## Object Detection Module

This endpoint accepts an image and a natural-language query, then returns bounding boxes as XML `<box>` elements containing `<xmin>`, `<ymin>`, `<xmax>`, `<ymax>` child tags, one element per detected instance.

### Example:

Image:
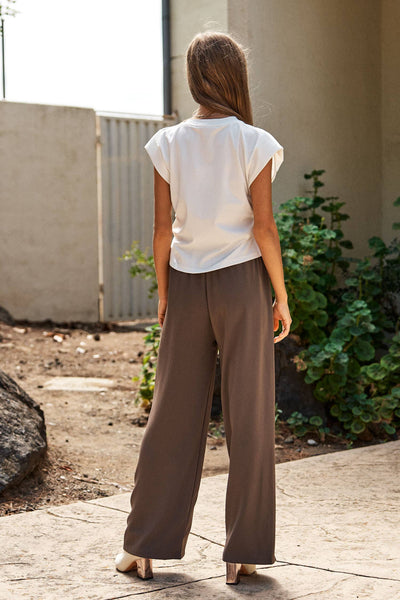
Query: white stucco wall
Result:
<box><xmin>0</xmin><ymin>101</ymin><xmax>99</xmax><ymax>322</ymax></box>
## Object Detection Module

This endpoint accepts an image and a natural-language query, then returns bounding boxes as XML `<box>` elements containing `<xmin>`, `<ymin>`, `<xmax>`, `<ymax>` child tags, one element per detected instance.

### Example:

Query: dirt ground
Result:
<box><xmin>0</xmin><ymin>318</ymin><xmax>361</xmax><ymax>517</ymax></box>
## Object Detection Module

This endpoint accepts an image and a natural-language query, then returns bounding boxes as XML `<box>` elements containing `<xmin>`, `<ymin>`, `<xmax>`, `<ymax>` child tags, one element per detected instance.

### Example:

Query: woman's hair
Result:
<box><xmin>186</xmin><ymin>31</ymin><xmax>253</xmax><ymax>126</ymax></box>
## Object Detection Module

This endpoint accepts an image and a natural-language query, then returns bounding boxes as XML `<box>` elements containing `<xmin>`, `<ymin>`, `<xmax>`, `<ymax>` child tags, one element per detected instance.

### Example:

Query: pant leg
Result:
<box><xmin>207</xmin><ymin>257</ymin><xmax>276</xmax><ymax>565</ymax></box>
<box><xmin>123</xmin><ymin>265</ymin><xmax>218</xmax><ymax>559</ymax></box>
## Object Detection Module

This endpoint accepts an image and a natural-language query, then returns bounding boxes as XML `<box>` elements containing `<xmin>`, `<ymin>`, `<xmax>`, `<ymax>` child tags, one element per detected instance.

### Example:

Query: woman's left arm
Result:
<box><xmin>152</xmin><ymin>167</ymin><xmax>173</xmax><ymax>326</ymax></box>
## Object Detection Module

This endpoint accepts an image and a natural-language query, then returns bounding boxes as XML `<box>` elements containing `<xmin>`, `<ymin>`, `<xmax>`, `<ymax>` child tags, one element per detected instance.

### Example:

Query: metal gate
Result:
<box><xmin>96</xmin><ymin>111</ymin><xmax>178</xmax><ymax>322</ymax></box>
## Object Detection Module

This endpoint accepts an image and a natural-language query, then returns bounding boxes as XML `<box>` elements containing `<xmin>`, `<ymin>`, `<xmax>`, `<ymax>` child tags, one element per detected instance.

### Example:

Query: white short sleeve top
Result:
<box><xmin>144</xmin><ymin>115</ymin><xmax>284</xmax><ymax>273</ymax></box>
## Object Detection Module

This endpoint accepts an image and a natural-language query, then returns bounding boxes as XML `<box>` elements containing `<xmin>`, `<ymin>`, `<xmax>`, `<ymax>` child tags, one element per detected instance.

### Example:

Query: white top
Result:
<box><xmin>144</xmin><ymin>115</ymin><xmax>284</xmax><ymax>273</ymax></box>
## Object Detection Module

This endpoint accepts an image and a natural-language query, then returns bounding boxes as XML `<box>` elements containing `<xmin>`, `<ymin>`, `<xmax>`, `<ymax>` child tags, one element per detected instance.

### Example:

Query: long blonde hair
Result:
<box><xmin>186</xmin><ymin>31</ymin><xmax>253</xmax><ymax>126</ymax></box>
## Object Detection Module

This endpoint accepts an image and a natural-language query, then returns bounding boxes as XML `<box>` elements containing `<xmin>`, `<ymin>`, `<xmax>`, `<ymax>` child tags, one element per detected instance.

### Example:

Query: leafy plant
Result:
<box><xmin>276</xmin><ymin>170</ymin><xmax>400</xmax><ymax>440</ymax></box>
<box><xmin>209</xmin><ymin>420</ymin><xmax>225</xmax><ymax>438</ymax></box>
<box><xmin>119</xmin><ymin>240</ymin><xmax>158</xmax><ymax>299</ymax></box>
<box><xmin>120</xmin><ymin>242</ymin><xmax>161</xmax><ymax>407</ymax></box>
<box><xmin>286</xmin><ymin>411</ymin><xmax>330</xmax><ymax>441</ymax></box>
<box><xmin>132</xmin><ymin>323</ymin><xmax>161</xmax><ymax>409</ymax></box>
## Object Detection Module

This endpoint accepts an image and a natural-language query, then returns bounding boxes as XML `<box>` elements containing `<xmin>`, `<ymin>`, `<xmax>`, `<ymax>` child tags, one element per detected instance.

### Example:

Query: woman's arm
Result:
<box><xmin>251</xmin><ymin>160</ymin><xmax>292</xmax><ymax>342</ymax></box>
<box><xmin>153</xmin><ymin>167</ymin><xmax>173</xmax><ymax>326</ymax></box>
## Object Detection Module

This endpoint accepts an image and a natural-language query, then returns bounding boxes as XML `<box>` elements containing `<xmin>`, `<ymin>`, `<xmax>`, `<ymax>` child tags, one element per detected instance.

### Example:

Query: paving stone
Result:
<box><xmin>1</xmin><ymin>441</ymin><xmax>399</xmax><ymax>599</ymax></box>
<box><xmin>42</xmin><ymin>377</ymin><xmax>115</xmax><ymax>392</ymax></box>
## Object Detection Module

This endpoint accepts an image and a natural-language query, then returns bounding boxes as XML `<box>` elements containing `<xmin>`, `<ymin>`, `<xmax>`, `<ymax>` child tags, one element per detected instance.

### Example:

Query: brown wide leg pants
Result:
<box><xmin>123</xmin><ymin>256</ymin><xmax>276</xmax><ymax>564</ymax></box>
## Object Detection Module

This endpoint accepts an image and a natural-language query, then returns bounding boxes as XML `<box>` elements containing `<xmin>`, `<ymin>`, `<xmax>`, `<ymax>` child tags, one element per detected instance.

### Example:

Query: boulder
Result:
<box><xmin>0</xmin><ymin>306</ymin><xmax>14</xmax><ymax>326</ymax></box>
<box><xmin>0</xmin><ymin>369</ymin><xmax>47</xmax><ymax>493</ymax></box>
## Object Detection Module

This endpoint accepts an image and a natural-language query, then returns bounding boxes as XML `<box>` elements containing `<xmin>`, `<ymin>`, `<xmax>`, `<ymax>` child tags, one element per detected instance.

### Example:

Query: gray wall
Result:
<box><xmin>0</xmin><ymin>101</ymin><xmax>99</xmax><ymax>322</ymax></box>
<box><xmin>170</xmin><ymin>0</ymin><xmax>400</xmax><ymax>256</ymax></box>
<box><xmin>381</xmin><ymin>0</ymin><xmax>400</xmax><ymax>239</ymax></box>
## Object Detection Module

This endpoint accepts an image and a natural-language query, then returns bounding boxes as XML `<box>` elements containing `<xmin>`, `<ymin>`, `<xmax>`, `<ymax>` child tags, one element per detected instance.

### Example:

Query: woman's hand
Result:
<box><xmin>158</xmin><ymin>298</ymin><xmax>168</xmax><ymax>327</ymax></box>
<box><xmin>272</xmin><ymin>299</ymin><xmax>292</xmax><ymax>343</ymax></box>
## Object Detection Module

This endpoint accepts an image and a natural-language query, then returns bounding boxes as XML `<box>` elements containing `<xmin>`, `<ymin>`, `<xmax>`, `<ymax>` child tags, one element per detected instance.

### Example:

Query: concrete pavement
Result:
<box><xmin>1</xmin><ymin>440</ymin><xmax>399</xmax><ymax>599</ymax></box>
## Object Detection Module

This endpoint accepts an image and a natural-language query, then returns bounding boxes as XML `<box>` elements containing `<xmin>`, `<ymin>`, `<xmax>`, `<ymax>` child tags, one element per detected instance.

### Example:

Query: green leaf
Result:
<box><xmin>315</xmin><ymin>310</ymin><xmax>329</xmax><ymax>327</ymax></box>
<box><xmin>342</xmin><ymin>291</ymin><xmax>357</xmax><ymax>302</ymax></box>
<box><xmin>350</xmin><ymin>300</ymin><xmax>369</xmax><ymax>311</ymax></box>
<box><xmin>325</xmin><ymin>340</ymin><xmax>344</xmax><ymax>354</ymax></box>
<box><xmin>305</xmin><ymin>366</ymin><xmax>325</xmax><ymax>383</ymax></box>
<box><xmin>331</xmin><ymin>327</ymin><xmax>353</xmax><ymax>343</ymax></box>
<box><xmin>323</xmin><ymin>373</ymin><xmax>347</xmax><ymax>393</ymax></box>
<box><xmin>314</xmin><ymin>292</ymin><xmax>328</xmax><ymax>308</ymax></box>
<box><xmin>383</xmin><ymin>398</ymin><xmax>397</xmax><ymax>410</ymax></box>
<box><xmin>379</xmin><ymin>409</ymin><xmax>394</xmax><ymax>420</ymax></box>
<box><xmin>330</xmin><ymin>404</ymin><xmax>340</xmax><ymax>417</ymax></box>
<box><xmin>368</xmin><ymin>236</ymin><xmax>387</xmax><ymax>252</ymax></box>
<box><xmin>342</xmin><ymin>412</ymin><xmax>353</xmax><ymax>422</ymax></box>
<box><xmin>338</xmin><ymin>314</ymin><xmax>357</xmax><ymax>327</ymax></box>
<box><xmin>347</xmin><ymin>358</ymin><xmax>361</xmax><ymax>377</ymax></box>
<box><xmin>345</xmin><ymin>277</ymin><xmax>359</xmax><ymax>287</ymax></box>
<box><xmin>320</xmin><ymin>229</ymin><xmax>337</xmax><ymax>240</ymax></box>
<box><xmin>382</xmin><ymin>423</ymin><xmax>396</xmax><ymax>435</ymax></box>
<box><xmin>297</xmin><ymin>285</ymin><xmax>317</xmax><ymax>303</ymax></box>
<box><xmin>340</xmin><ymin>240</ymin><xmax>353</xmax><ymax>249</ymax></box>
<box><xmin>349</xmin><ymin>325</ymin><xmax>367</xmax><ymax>336</ymax></box>
<box><xmin>362</xmin><ymin>270</ymin><xmax>380</xmax><ymax>281</ymax></box>
<box><xmin>381</xmin><ymin>354</ymin><xmax>400</xmax><ymax>372</ymax></box>
<box><xmin>360</xmin><ymin>413</ymin><xmax>373</xmax><ymax>423</ymax></box>
<box><xmin>295</xmin><ymin>425</ymin><xmax>308</xmax><ymax>437</ymax></box>
<box><xmin>364</xmin><ymin>362</ymin><xmax>388</xmax><ymax>381</ymax></box>
<box><xmin>353</xmin><ymin>339</ymin><xmax>375</xmax><ymax>361</ymax></box>
<box><xmin>351</xmin><ymin>420</ymin><xmax>366</xmax><ymax>434</ymax></box>
<box><xmin>334</xmin><ymin>352</ymin><xmax>349</xmax><ymax>366</ymax></box>
<box><xmin>309</xmin><ymin>416</ymin><xmax>323</xmax><ymax>426</ymax></box>
<box><xmin>312</xmin><ymin>351</ymin><xmax>330</xmax><ymax>366</ymax></box>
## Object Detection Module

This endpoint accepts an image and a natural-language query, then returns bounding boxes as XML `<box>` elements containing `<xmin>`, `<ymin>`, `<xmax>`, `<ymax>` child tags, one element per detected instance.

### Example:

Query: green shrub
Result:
<box><xmin>120</xmin><ymin>240</ymin><xmax>158</xmax><ymax>299</ymax></box>
<box><xmin>286</xmin><ymin>411</ymin><xmax>330</xmax><ymax>441</ymax></box>
<box><xmin>131</xmin><ymin>323</ymin><xmax>160</xmax><ymax>409</ymax></box>
<box><xmin>275</xmin><ymin>170</ymin><xmax>400</xmax><ymax>440</ymax></box>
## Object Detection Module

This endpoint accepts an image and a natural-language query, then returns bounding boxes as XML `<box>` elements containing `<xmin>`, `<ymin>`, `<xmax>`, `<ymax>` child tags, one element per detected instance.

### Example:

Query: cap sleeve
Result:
<box><xmin>144</xmin><ymin>128</ymin><xmax>170</xmax><ymax>184</ymax></box>
<box><xmin>247</xmin><ymin>129</ymin><xmax>284</xmax><ymax>185</ymax></box>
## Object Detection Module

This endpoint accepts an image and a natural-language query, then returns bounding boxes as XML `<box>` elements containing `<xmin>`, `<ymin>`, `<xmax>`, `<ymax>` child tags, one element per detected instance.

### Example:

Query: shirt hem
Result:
<box><xmin>169</xmin><ymin>251</ymin><xmax>262</xmax><ymax>274</ymax></box>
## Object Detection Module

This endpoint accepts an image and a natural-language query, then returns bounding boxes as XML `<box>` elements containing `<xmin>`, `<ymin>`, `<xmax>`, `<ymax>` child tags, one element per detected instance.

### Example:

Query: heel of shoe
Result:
<box><xmin>136</xmin><ymin>558</ymin><xmax>153</xmax><ymax>579</ymax></box>
<box><xmin>226</xmin><ymin>562</ymin><xmax>241</xmax><ymax>585</ymax></box>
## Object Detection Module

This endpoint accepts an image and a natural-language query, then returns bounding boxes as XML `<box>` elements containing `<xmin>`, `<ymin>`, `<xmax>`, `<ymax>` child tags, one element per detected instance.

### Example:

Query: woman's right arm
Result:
<box><xmin>250</xmin><ymin>159</ymin><xmax>292</xmax><ymax>343</ymax></box>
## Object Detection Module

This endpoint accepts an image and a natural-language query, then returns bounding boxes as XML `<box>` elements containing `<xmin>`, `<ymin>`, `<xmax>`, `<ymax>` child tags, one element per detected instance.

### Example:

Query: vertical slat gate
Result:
<box><xmin>97</xmin><ymin>112</ymin><xmax>177</xmax><ymax>321</ymax></box>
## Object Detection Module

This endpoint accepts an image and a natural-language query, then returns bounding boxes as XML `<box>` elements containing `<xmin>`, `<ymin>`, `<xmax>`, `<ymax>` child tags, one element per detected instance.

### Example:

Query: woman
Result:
<box><xmin>115</xmin><ymin>30</ymin><xmax>292</xmax><ymax>586</ymax></box>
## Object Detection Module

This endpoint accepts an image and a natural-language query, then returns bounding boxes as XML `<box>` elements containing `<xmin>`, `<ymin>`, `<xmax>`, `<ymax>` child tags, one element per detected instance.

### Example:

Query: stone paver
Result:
<box><xmin>1</xmin><ymin>440</ymin><xmax>399</xmax><ymax>599</ymax></box>
<box><xmin>42</xmin><ymin>377</ymin><xmax>115</xmax><ymax>392</ymax></box>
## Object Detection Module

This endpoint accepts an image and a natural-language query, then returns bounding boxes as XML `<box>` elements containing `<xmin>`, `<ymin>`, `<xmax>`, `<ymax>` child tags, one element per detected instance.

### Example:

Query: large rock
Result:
<box><xmin>0</xmin><ymin>305</ymin><xmax>14</xmax><ymax>326</ymax></box>
<box><xmin>0</xmin><ymin>369</ymin><xmax>47</xmax><ymax>493</ymax></box>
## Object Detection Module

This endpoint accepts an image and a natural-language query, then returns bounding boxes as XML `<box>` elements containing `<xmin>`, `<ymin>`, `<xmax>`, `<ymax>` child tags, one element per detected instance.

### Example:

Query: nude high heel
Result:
<box><xmin>226</xmin><ymin>562</ymin><xmax>257</xmax><ymax>584</ymax></box>
<box><xmin>115</xmin><ymin>550</ymin><xmax>153</xmax><ymax>579</ymax></box>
